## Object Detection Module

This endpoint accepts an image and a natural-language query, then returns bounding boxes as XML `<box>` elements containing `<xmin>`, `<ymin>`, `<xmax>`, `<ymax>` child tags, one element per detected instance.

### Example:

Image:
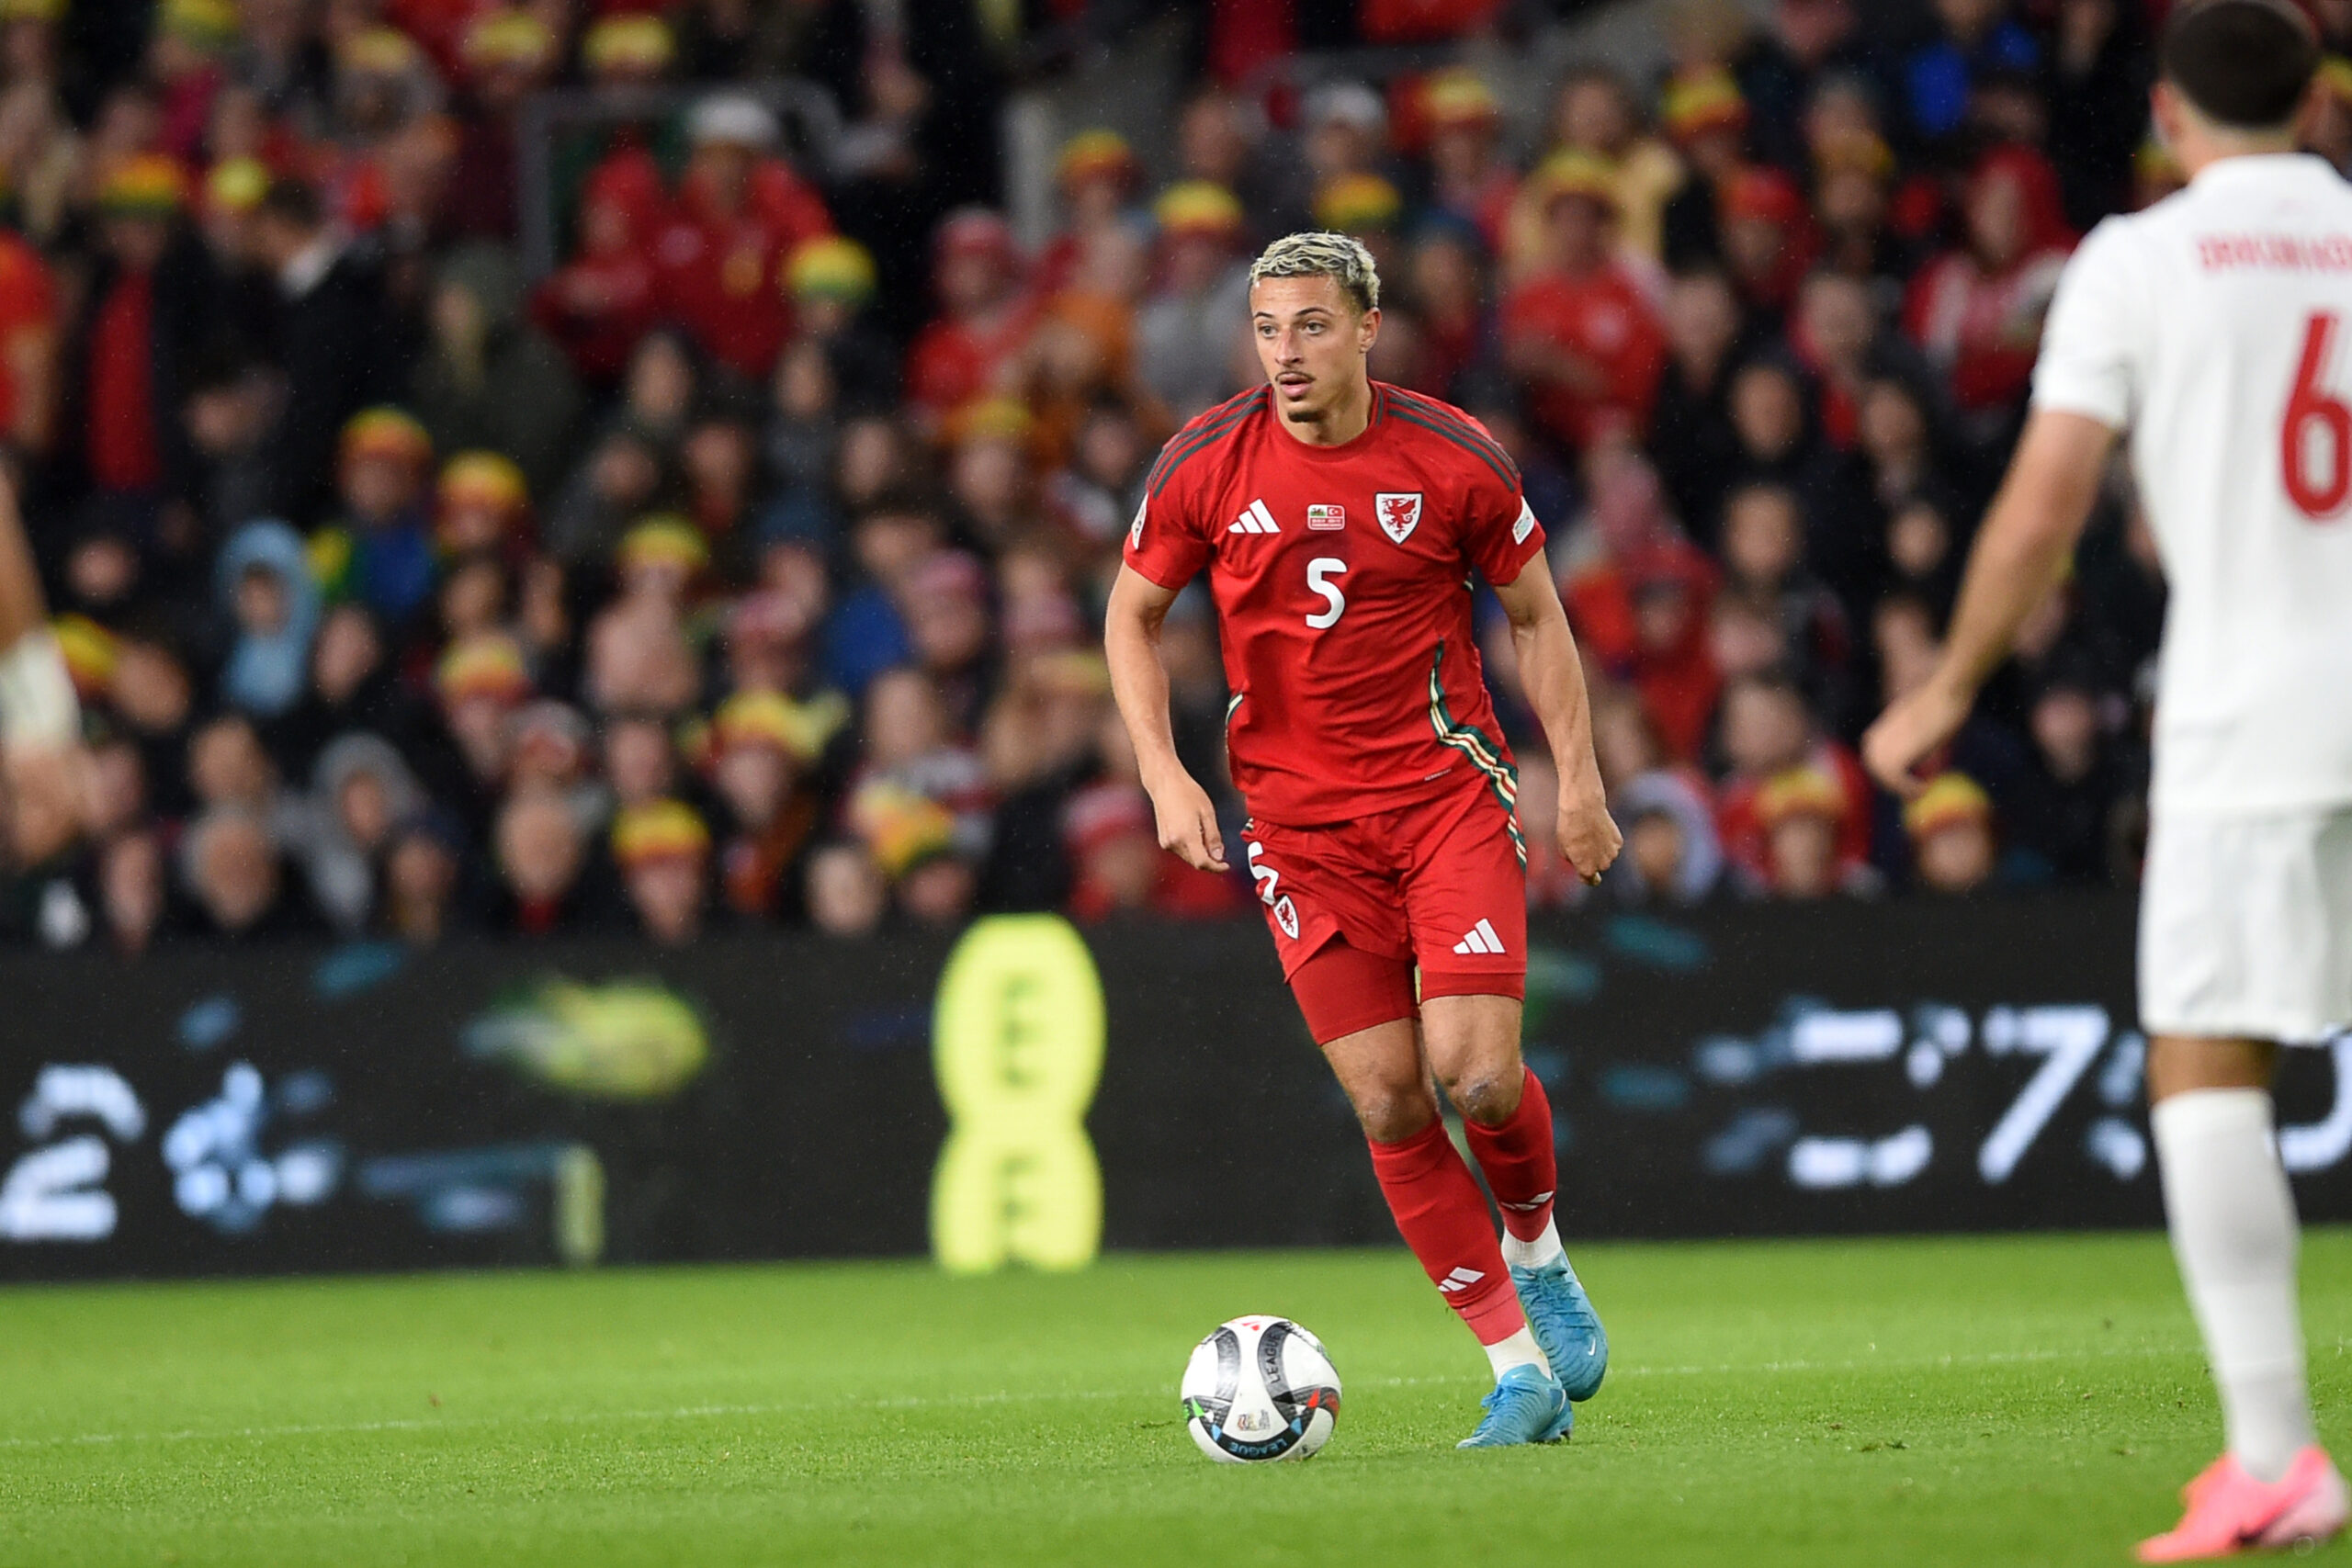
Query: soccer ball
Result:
<box><xmin>1179</xmin><ymin>1315</ymin><xmax>1341</xmax><ymax>1462</ymax></box>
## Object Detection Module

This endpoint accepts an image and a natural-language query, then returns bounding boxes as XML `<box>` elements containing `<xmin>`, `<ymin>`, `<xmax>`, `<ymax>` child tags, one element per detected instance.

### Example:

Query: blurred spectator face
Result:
<box><xmin>1872</xmin><ymin>598</ymin><xmax>1943</xmax><ymax>702</ymax></box>
<box><xmin>190</xmin><ymin>811</ymin><xmax>280</xmax><ymax>932</ymax></box>
<box><xmin>1592</xmin><ymin>692</ymin><xmax>1663</xmax><ymax>788</ymax></box>
<box><xmin>951</xmin><ymin>436</ymin><xmax>1026</xmax><ymax>533</ymax></box>
<box><xmin>1633</xmin><ymin>579</ymin><xmax>1697</xmax><ymax>657</ymax></box>
<box><xmin>938</xmin><ymin>243</ymin><xmax>1012</xmax><ymax>318</ymax></box>
<box><xmin>1816</xmin><ymin>167</ymin><xmax>1887</xmax><ymax>247</ymax></box>
<box><xmin>625</xmin><ymin>852</ymin><xmax>706</xmax><ymax>945</ymax></box>
<box><xmin>1723</xmin><ymin>485</ymin><xmax>1804</xmax><ymax>588</ymax></box>
<box><xmin>852</xmin><ymin>506</ymin><xmax>943</xmax><ymax>587</ymax></box>
<box><xmin>1410</xmin><ymin>233</ymin><xmax>1482</xmax><ymax>321</ymax></box>
<box><xmin>1767</xmin><ymin>810</ymin><xmax>1838</xmax><ymax>898</ymax></box>
<box><xmin>235</xmin><ymin>563</ymin><xmax>290</xmax><ymax>637</ymax></box>
<box><xmin>1798</xmin><ymin>274</ymin><xmax>1873</xmax><ymax>375</ymax></box>
<box><xmin>715</xmin><ymin>740</ymin><xmax>793</xmax><ymax>830</ymax></box>
<box><xmin>589</xmin><ymin>434</ymin><xmax>663</xmax><ymax>511</ymax></box>
<box><xmin>865</xmin><ymin>669</ymin><xmax>947</xmax><ymax>769</ymax></box>
<box><xmin>311</xmin><ymin>605</ymin><xmax>383</xmax><ymax>705</ymax></box>
<box><xmin>899</xmin><ymin>854</ymin><xmax>976</xmax><ymax>927</ymax></box>
<box><xmin>905</xmin><ymin>570</ymin><xmax>992</xmax><ymax>676</ymax></box>
<box><xmin>689</xmin><ymin>138</ymin><xmax>755</xmax><ymax>211</ymax></box>
<box><xmin>1075</xmin><ymin>404</ymin><xmax>1145</xmax><ymax>491</ymax></box>
<box><xmin>1554</xmin><ymin>73</ymin><xmax>1633</xmax><ymax>156</ymax></box>
<box><xmin>1305</xmin><ymin>88</ymin><xmax>1383</xmax><ymax>181</ymax></box>
<box><xmin>511</xmin><ymin>704</ymin><xmax>589</xmax><ymax>791</ymax></box>
<box><xmin>1778</xmin><ymin>0</ymin><xmax>1857</xmax><ymax>62</ymax></box>
<box><xmin>1163</xmin><ymin>228</ymin><xmax>1237</xmax><ymax>297</ymax></box>
<box><xmin>447</xmin><ymin>693</ymin><xmax>515</xmax><ymax>782</ymax></box>
<box><xmin>67</xmin><ymin>534</ymin><xmax>140</xmax><ymax>611</ymax></box>
<box><xmin>603</xmin><ymin>716</ymin><xmax>675</xmax><ymax>807</ymax></box>
<box><xmin>580</xmin><ymin>193</ymin><xmax>637</xmax><ymax>258</ymax></box>
<box><xmin>337</xmin><ymin>769</ymin><xmax>394</xmax><ymax>854</ymax></box>
<box><xmin>1540</xmin><ymin>192</ymin><xmax>1612</xmax><ymax>276</ymax></box>
<box><xmin>1628</xmin><ymin>809</ymin><xmax>1688</xmax><ymax>893</ymax></box>
<box><xmin>1966</xmin><ymin>167</ymin><xmax>2029</xmax><ymax>271</ymax></box>
<box><xmin>100</xmin><ymin>829</ymin><xmax>165</xmax><ymax>954</ymax></box>
<box><xmin>496</xmin><ymin>790</ymin><xmax>583</xmax><ymax>903</ymax></box>
<box><xmin>2032</xmin><ymin>685</ymin><xmax>2100</xmax><ymax>783</ymax></box>
<box><xmin>89</xmin><ymin>739</ymin><xmax>146</xmax><ymax>836</ymax></box>
<box><xmin>1730</xmin><ymin>363</ymin><xmax>1804</xmax><ymax>461</ymax></box>
<box><xmin>685</xmin><ymin>419</ymin><xmax>756</xmax><ymax>507</ymax></box>
<box><xmin>1178</xmin><ymin>93</ymin><xmax>1251</xmax><ymax>186</ymax></box>
<box><xmin>342</xmin><ymin>453</ymin><xmax>420</xmax><ymax>525</ymax></box>
<box><xmin>1710</xmin><ymin>598</ymin><xmax>1787</xmax><ymax>680</ymax></box>
<box><xmin>1665</xmin><ymin>271</ymin><xmax>1740</xmax><ymax>374</ymax></box>
<box><xmin>836</xmin><ymin>419</ymin><xmax>911</xmax><ymax>509</ymax></box>
<box><xmin>773</xmin><ymin>341</ymin><xmax>835</xmax><ymax>419</ymax></box>
<box><xmin>103</xmin><ymin>213</ymin><xmax>173</xmax><ymax>274</ymax></box>
<box><xmin>185</xmin><ymin>374</ymin><xmax>273</xmax><ymax>459</ymax></box>
<box><xmin>385</xmin><ymin>827</ymin><xmax>458</xmax><ymax>942</ymax></box>
<box><xmin>189</xmin><ymin>716</ymin><xmax>274</xmax><ymax>808</ymax></box>
<box><xmin>1934</xmin><ymin>0</ymin><xmax>2003</xmax><ymax>45</ymax></box>
<box><xmin>589</xmin><ymin>595</ymin><xmax>699</xmax><ymax>713</ymax></box>
<box><xmin>807</xmin><ymin>840</ymin><xmax>887</xmax><ymax>936</ymax></box>
<box><xmin>1917</xmin><ymin>818</ymin><xmax>1994</xmax><ymax>893</ymax></box>
<box><xmin>1887</xmin><ymin>501</ymin><xmax>1951</xmax><ymax>581</ymax></box>
<box><xmin>1860</xmin><ymin>379</ymin><xmax>1928</xmax><ymax>465</ymax></box>
<box><xmin>110</xmin><ymin>640</ymin><xmax>193</xmax><ymax>735</ymax></box>
<box><xmin>627</xmin><ymin>334</ymin><xmax>696</xmax><ymax>429</ymax></box>
<box><xmin>1722</xmin><ymin>681</ymin><xmax>1809</xmax><ymax>776</ymax></box>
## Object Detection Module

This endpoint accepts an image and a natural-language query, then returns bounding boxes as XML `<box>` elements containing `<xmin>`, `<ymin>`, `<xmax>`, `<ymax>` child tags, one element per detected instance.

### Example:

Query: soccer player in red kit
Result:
<box><xmin>1105</xmin><ymin>232</ymin><xmax>1624</xmax><ymax>1448</ymax></box>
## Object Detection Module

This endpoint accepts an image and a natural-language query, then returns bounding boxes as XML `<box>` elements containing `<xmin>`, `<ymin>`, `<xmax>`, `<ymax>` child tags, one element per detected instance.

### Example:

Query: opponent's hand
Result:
<box><xmin>1144</xmin><ymin>769</ymin><xmax>1228</xmax><ymax>874</ymax></box>
<box><xmin>1863</xmin><ymin>675</ymin><xmax>1974</xmax><ymax>797</ymax></box>
<box><xmin>1557</xmin><ymin>782</ymin><xmax>1622</xmax><ymax>886</ymax></box>
<box><xmin>2</xmin><ymin>742</ymin><xmax>93</xmax><ymax>865</ymax></box>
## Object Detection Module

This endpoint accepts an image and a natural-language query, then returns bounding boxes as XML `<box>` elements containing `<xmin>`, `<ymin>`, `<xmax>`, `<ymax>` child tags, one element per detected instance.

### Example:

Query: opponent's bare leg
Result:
<box><xmin>0</xmin><ymin>464</ymin><xmax>85</xmax><ymax>863</ymax></box>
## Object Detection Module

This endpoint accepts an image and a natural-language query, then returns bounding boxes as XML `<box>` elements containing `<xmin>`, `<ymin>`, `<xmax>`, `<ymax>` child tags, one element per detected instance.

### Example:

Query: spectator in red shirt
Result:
<box><xmin>532</xmin><ymin>180</ymin><xmax>661</xmax><ymax>390</ymax></box>
<box><xmin>904</xmin><ymin>209</ymin><xmax>1035</xmax><ymax>432</ymax></box>
<box><xmin>1904</xmin><ymin>145</ymin><xmax>2075</xmax><ymax>441</ymax></box>
<box><xmin>82</xmin><ymin>155</ymin><xmax>197</xmax><ymax>504</ymax></box>
<box><xmin>653</xmin><ymin>95</ymin><xmax>833</xmax><ymax>384</ymax></box>
<box><xmin>1713</xmin><ymin>669</ymin><xmax>1873</xmax><ymax>887</ymax></box>
<box><xmin>1035</xmin><ymin>130</ymin><xmax>1141</xmax><ymax>298</ymax></box>
<box><xmin>0</xmin><ymin>220</ymin><xmax>57</xmax><ymax>456</ymax></box>
<box><xmin>1417</xmin><ymin>68</ymin><xmax>1516</xmax><ymax>253</ymax></box>
<box><xmin>444</xmin><ymin>9</ymin><xmax>557</xmax><ymax>243</ymax></box>
<box><xmin>1500</xmin><ymin>153</ymin><xmax>1668</xmax><ymax>456</ymax></box>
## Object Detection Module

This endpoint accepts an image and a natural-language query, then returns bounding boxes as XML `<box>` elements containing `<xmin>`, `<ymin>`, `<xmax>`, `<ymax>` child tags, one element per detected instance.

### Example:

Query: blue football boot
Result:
<box><xmin>1456</xmin><ymin>1363</ymin><xmax>1573</xmax><ymax>1449</ymax></box>
<box><xmin>1511</xmin><ymin>1254</ymin><xmax>1609</xmax><ymax>1403</ymax></box>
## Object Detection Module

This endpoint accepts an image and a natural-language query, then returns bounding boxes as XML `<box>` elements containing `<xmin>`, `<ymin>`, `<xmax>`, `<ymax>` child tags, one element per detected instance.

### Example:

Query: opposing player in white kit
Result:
<box><xmin>0</xmin><ymin>464</ymin><xmax>82</xmax><ymax>864</ymax></box>
<box><xmin>1867</xmin><ymin>2</ymin><xmax>2352</xmax><ymax>1558</ymax></box>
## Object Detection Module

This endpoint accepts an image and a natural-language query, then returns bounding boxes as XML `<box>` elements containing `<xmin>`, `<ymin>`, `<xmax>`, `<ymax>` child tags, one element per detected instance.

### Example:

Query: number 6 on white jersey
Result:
<box><xmin>1305</xmin><ymin>558</ymin><xmax>1348</xmax><ymax>628</ymax></box>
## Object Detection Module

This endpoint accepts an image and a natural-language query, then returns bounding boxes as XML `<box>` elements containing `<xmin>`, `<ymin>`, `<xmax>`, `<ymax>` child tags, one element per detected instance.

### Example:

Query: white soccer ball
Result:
<box><xmin>1180</xmin><ymin>1315</ymin><xmax>1341</xmax><ymax>1462</ymax></box>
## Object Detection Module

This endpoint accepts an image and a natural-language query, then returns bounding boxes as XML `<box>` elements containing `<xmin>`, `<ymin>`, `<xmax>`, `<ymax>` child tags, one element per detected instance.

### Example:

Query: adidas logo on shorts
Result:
<box><xmin>1452</xmin><ymin>919</ymin><xmax>1506</xmax><ymax>956</ymax></box>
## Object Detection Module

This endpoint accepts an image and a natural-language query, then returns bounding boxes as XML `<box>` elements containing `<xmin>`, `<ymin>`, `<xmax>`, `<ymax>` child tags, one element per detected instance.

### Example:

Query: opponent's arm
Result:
<box><xmin>0</xmin><ymin>464</ymin><xmax>86</xmax><ymax>863</ymax></box>
<box><xmin>1104</xmin><ymin>564</ymin><xmax>1228</xmax><ymax>874</ymax></box>
<box><xmin>1492</xmin><ymin>551</ymin><xmax>1622</xmax><ymax>885</ymax></box>
<box><xmin>1862</xmin><ymin>409</ymin><xmax>2116</xmax><ymax>794</ymax></box>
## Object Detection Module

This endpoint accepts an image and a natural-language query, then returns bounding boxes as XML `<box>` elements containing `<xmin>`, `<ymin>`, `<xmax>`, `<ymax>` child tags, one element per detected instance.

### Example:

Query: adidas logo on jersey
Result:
<box><xmin>1437</xmin><ymin>1267</ymin><xmax>1485</xmax><ymax>1294</ymax></box>
<box><xmin>1227</xmin><ymin>500</ymin><xmax>1280</xmax><ymax>535</ymax></box>
<box><xmin>1452</xmin><ymin>919</ymin><xmax>1506</xmax><ymax>956</ymax></box>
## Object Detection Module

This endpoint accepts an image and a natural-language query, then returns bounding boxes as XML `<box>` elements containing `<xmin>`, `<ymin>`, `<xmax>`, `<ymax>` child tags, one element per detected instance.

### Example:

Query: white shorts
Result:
<box><xmin>2139</xmin><ymin>806</ymin><xmax>2352</xmax><ymax>1043</ymax></box>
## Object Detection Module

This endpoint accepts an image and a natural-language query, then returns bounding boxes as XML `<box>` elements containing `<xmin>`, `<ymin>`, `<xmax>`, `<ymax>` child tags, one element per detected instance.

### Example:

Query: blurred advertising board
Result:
<box><xmin>2</xmin><ymin>895</ymin><xmax>2348</xmax><ymax>1280</ymax></box>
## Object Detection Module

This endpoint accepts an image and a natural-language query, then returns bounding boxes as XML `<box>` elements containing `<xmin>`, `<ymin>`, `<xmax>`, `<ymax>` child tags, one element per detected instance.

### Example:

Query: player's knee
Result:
<box><xmin>1349</xmin><ymin>1082</ymin><xmax>1440</xmax><ymax>1144</ymax></box>
<box><xmin>1442</xmin><ymin>1066</ymin><xmax>1523</xmax><ymax>1129</ymax></box>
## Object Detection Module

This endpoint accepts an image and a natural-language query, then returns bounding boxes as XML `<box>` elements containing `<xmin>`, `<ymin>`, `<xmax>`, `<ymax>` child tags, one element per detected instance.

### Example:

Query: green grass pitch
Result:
<box><xmin>4</xmin><ymin>1231</ymin><xmax>2350</xmax><ymax>1567</ymax></box>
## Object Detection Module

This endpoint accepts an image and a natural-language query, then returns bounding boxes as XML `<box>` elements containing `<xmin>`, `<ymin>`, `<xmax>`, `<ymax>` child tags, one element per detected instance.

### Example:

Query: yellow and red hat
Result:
<box><xmin>616</xmin><ymin>514</ymin><xmax>709</xmax><ymax>576</ymax></box>
<box><xmin>582</xmin><ymin>13</ymin><xmax>673</xmax><ymax>75</ymax></box>
<box><xmin>1057</xmin><ymin>129</ymin><xmax>1138</xmax><ymax>190</ymax></box>
<box><xmin>1531</xmin><ymin>150</ymin><xmax>1621</xmax><ymax>213</ymax></box>
<box><xmin>461</xmin><ymin>8</ymin><xmax>555</xmax><ymax>73</ymax></box>
<box><xmin>204</xmin><ymin>155</ymin><xmax>271</xmax><ymax>215</ymax></box>
<box><xmin>848</xmin><ymin>779</ymin><xmax>957</xmax><ymax>879</ymax></box>
<box><xmin>1663</xmin><ymin>68</ymin><xmax>1749</xmax><ymax>143</ymax></box>
<box><xmin>612</xmin><ymin>798</ymin><xmax>710</xmax><ymax>868</ymax></box>
<box><xmin>1153</xmin><ymin>180</ymin><xmax>1245</xmax><ymax>241</ymax></box>
<box><xmin>0</xmin><ymin>0</ymin><xmax>64</xmax><ymax>22</ymax></box>
<box><xmin>340</xmin><ymin>406</ymin><xmax>433</xmax><ymax>468</ymax></box>
<box><xmin>338</xmin><ymin>25</ymin><xmax>422</xmax><ymax>76</ymax></box>
<box><xmin>160</xmin><ymin>0</ymin><xmax>239</xmax><ymax>52</ymax></box>
<box><xmin>437</xmin><ymin>450</ymin><xmax>528</xmax><ymax>517</ymax></box>
<box><xmin>1313</xmin><ymin>172</ymin><xmax>1402</xmax><ymax>235</ymax></box>
<box><xmin>98</xmin><ymin>153</ymin><xmax>189</xmax><ymax>217</ymax></box>
<box><xmin>52</xmin><ymin>615</ymin><xmax>119</xmax><ymax>700</ymax></box>
<box><xmin>434</xmin><ymin>631</ymin><xmax>533</xmax><ymax>706</ymax></box>
<box><xmin>1420</xmin><ymin>68</ymin><xmax>1500</xmax><ymax>131</ymax></box>
<box><xmin>784</xmin><ymin>235</ymin><xmax>876</xmax><ymax>304</ymax></box>
<box><xmin>944</xmin><ymin>395</ymin><xmax>1034</xmax><ymax>447</ymax></box>
<box><xmin>1903</xmin><ymin>773</ymin><xmax>1993</xmax><ymax>840</ymax></box>
<box><xmin>1757</xmin><ymin>766</ymin><xmax>1848</xmax><ymax>829</ymax></box>
<box><xmin>707</xmin><ymin>688</ymin><xmax>847</xmax><ymax>764</ymax></box>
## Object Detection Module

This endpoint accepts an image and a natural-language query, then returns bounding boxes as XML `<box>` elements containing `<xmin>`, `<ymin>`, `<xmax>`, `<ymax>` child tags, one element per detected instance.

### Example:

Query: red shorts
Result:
<box><xmin>1243</xmin><ymin>782</ymin><xmax>1527</xmax><ymax>1043</ymax></box>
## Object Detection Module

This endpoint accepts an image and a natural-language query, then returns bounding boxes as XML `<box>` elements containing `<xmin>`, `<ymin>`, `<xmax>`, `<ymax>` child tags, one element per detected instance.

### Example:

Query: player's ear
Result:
<box><xmin>2149</xmin><ymin>80</ymin><xmax>2184</xmax><ymax>153</ymax></box>
<box><xmin>1358</xmin><ymin>306</ymin><xmax>1381</xmax><ymax>357</ymax></box>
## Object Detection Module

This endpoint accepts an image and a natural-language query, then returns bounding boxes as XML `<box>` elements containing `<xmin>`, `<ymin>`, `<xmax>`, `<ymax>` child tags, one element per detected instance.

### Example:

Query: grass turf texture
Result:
<box><xmin>4</xmin><ymin>1234</ymin><xmax>2350</xmax><ymax>1567</ymax></box>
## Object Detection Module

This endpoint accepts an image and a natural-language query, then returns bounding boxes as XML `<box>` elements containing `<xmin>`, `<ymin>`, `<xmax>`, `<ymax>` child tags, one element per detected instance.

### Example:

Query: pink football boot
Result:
<box><xmin>2137</xmin><ymin>1447</ymin><xmax>2349</xmax><ymax>1562</ymax></box>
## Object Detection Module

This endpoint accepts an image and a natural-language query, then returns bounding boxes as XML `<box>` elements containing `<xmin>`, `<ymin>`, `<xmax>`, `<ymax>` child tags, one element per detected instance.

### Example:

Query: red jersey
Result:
<box><xmin>1498</xmin><ymin>267</ymin><xmax>1667</xmax><ymax>451</ymax></box>
<box><xmin>1124</xmin><ymin>382</ymin><xmax>1545</xmax><ymax>827</ymax></box>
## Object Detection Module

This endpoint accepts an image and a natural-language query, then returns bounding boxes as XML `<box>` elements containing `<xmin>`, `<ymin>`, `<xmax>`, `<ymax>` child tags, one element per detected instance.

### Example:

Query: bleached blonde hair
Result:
<box><xmin>1248</xmin><ymin>231</ymin><xmax>1381</xmax><ymax>314</ymax></box>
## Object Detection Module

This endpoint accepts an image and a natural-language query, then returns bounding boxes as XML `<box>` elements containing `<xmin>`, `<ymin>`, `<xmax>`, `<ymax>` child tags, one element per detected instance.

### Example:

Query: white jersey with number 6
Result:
<box><xmin>2033</xmin><ymin>152</ymin><xmax>2352</xmax><ymax>818</ymax></box>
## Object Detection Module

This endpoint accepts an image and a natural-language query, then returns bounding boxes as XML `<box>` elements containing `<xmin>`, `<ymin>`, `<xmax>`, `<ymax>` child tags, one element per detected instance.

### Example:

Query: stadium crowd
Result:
<box><xmin>0</xmin><ymin>0</ymin><xmax>2322</xmax><ymax>953</ymax></box>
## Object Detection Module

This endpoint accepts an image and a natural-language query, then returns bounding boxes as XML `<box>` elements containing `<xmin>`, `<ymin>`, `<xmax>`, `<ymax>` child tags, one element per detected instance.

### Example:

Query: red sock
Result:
<box><xmin>1366</xmin><ymin>1119</ymin><xmax>1523</xmax><ymax>1344</ymax></box>
<box><xmin>1461</xmin><ymin>1067</ymin><xmax>1557</xmax><ymax>1243</ymax></box>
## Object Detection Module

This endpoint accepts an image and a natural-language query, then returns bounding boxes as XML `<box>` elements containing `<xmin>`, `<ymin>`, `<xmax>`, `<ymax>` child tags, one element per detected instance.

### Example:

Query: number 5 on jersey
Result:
<box><xmin>1305</xmin><ymin>558</ymin><xmax>1348</xmax><ymax>629</ymax></box>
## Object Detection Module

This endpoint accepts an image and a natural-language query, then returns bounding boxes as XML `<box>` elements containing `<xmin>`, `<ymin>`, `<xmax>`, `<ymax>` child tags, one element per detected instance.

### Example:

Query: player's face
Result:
<box><xmin>1250</xmin><ymin>275</ymin><xmax>1378</xmax><ymax>423</ymax></box>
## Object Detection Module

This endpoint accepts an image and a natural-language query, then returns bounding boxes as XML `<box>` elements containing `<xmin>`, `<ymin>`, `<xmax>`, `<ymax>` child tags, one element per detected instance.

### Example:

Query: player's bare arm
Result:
<box><xmin>1490</xmin><ymin>552</ymin><xmax>1620</xmax><ymax>884</ymax></box>
<box><xmin>0</xmin><ymin>462</ymin><xmax>86</xmax><ymax>863</ymax></box>
<box><xmin>1104</xmin><ymin>563</ymin><xmax>1227</xmax><ymax>874</ymax></box>
<box><xmin>1862</xmin><ymin>409</ymin><xmax>2115</xmax><ymax>795</ymax></box>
